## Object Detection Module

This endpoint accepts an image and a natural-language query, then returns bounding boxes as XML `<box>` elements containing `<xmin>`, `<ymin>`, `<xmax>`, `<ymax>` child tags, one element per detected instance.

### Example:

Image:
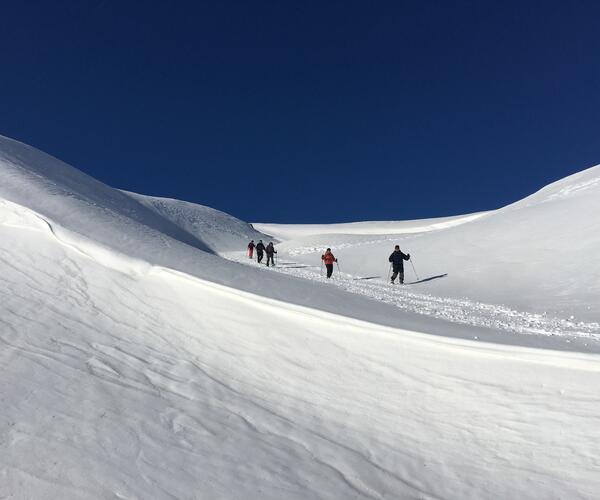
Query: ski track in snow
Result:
<box><xmin>226</xmin><ymin>253</ymin><xmax>600</xmax><ymax>344</ymax></box>
<box><xmin>285</xmin><ymin>235</ymin><xmax>421</xmax><ymax>256</ymax></box>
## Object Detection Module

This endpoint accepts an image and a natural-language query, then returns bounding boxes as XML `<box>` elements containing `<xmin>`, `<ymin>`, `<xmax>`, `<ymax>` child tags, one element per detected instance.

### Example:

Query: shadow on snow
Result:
<box><xmin>405</xmin><ymin>273</ymin><xmax>448</xmax><ymax>285</ymax></box>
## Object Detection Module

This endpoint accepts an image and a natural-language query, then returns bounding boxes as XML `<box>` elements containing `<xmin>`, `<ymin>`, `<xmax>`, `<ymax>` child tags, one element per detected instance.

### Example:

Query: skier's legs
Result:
<box><xmin>257</xmin><ymin>252</ymin><xmax>263</xmax><ymax>263</ymax></box>
<box><xmin>391</xmin><ymin>265</ymin><xmax>404</xmax><ymax>283</ymax></box>
<box><xmin>326</xmin><ymin>264</ymin><xmax>333</xmax><ymax>278</ymax></box>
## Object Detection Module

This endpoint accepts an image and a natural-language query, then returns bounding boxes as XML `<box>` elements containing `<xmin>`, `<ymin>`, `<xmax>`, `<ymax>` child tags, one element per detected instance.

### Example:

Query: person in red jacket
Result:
<box><xmin>321</xmin><ymin>248</ymin><xmax>338</xmax><ymax>278</ymax></box>
<box><xmin>247</xmin><ymin>240</ymin><xmax>255</xmax><ymax>259</ymax></box>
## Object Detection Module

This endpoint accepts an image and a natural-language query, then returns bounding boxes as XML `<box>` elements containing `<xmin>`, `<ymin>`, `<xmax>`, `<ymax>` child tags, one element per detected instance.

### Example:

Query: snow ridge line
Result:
<box><xmin>253</xmin><ymin>211</ymin><xmax>489</xmax><ymax>239</ymax></box>
<box><xmin>0</xmin><ymin>198</ymin><xmax>153</xmax><ymax>276</ymax></box>
<box><xmin>3</xmin><ymin>198</ymin><xmax>600</xmax><ymax>368</ymax></box>
<box><xmin>154</xmin><ymin>267</ymin><xmax>600</xmax><ymax>371</ymax></box>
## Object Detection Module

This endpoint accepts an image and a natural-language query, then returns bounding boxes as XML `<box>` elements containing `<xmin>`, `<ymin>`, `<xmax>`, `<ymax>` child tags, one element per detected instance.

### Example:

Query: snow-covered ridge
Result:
<box><xmin>505</xmin><ymin>163</ymin><xmax>600</xmax><ymax>209</ymax></box>
<box><xmin>2</xmin><ymin>134</ymin><xmax>494</xmax><ymax>337</ymax></box>
<box><xmin>0</xmin><ymin>135</ymin><xmax>269</xmax><ymax>261</ymax></box>
<box><xmin>254</xmin><ymin>211</ymin><xmax>488</xmax><ymax>240</ymax></box>
<box><xmin>2</xmin><ymin>132</ymin><xmax>599</xmax><ymax>328</ymax></box>
<box><xmin>2</xmin><ymin>134</ymin><xmax>600</xmax><ymax>499</ymax></box>
<box><xmin>124</xmin><ymin>191</ymin><xmax>267</xmax><ymax>253</ymax></box>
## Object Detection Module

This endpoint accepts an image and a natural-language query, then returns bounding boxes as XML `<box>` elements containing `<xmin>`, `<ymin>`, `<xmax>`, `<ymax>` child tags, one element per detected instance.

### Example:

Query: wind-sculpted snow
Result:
<box><xmin>124</xmin><ymin>191</ymin><xmax>269</xmax><ymax>252</ymax></box>
<box><xmin>2</xmin><ymin>134</ymin><xmax>600</xmax><ymax>498</ymax></box>
<box><xmin>2</xmin><ymin>201</ymin><xmax>600</xmax><ymax>499</ymax></box>
<box><xmin>2</xmin><ymin>134</ymin><xmax>436</xmax><ymax>334</ymax></box>
<box><xmin>0</xmin><ymin>135</ymin><xmax>217</xmax><ymax>256</ymax></box>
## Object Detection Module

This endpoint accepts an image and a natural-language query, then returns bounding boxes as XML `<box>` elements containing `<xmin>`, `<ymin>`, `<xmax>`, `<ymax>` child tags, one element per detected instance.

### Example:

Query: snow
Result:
<box><xmin>1</xmin><ymin>134</ymin><xmax>600</xmax><ymax>499</ymax></box>
<box><xmin>253</xmin><ymin>165</ymin><xmax>600</xmax><ymax>325</ymax></box>
<box><xmin>254</xmin><ymin>212</ymin><xmax>488</xmax><ymax>240</ymax></box>
<box><xmin>125</xmin><ymin>191</ymin><xmax>268</xmax><ymax>253</ymax></box>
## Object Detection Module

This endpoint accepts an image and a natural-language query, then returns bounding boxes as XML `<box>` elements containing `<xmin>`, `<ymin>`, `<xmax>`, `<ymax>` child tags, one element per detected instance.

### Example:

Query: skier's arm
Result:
<box><xmin>389</xmin><ymin>253</ymin><xmax>394</xmax><ymax>262</ymax></box>
<box><xmin>403</xmin><ymin>252</ymin><xmax>410</xmax><ymax>260</ymax></box>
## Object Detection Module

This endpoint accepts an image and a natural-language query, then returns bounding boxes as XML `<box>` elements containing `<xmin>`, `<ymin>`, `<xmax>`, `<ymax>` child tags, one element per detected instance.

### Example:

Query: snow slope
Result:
<box><xmin>125</xmin><ymin>191</ymin><xmax>268</xmax><ymax>253</ymax></box>
<box><xmin>255</xmin><ymin>166</ymin><xmax>600</xmax><ymax>324</ymax></box>
<box><xmin>254</xmin><ymin>212</ymin><xmax>488</xmax><ymax>240</ymax></box>
<box><xmin>1</xmin><ymin>134</ymin><xmax>445</xmax><ymax>336</ymax></box>
<box><xmin>2</xmin><ymin>134</ymin><xmax>600</xmax><ymax>499</ymax></box>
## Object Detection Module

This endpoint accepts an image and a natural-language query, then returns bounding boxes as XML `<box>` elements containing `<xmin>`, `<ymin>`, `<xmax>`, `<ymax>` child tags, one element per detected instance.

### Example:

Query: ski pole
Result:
<box><xmin>387</xmin><ymin>263</ymin><xmax>392</xmax><ymax>281</ymax></box>
<box><xmin>336</xmin><ymin>261</ymin><xmax>341</xmax><ymax>273</ymax></box>
<box><xmin>321</xmin><ymin>259</ymin><xmax>324</xmax><ymax>276</ymax></box>
<box><xmin>410</xmin><ymin>257</ymin><xmax>419</xmax><ymax>281</ymax></box>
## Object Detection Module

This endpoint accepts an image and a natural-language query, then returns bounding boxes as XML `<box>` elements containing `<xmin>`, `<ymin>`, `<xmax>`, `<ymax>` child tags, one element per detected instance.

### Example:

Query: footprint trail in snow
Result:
<box><xmin>226</xmin><ymin>253</ymin><xmax>600</xmax><ymax>344</ymax></box>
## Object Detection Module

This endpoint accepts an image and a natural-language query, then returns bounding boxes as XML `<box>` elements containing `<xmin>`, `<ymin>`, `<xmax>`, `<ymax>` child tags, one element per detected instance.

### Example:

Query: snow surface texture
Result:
<box><xmin>1</xmin><ymin>134</ymin><xmax>600</xmax><ymax>499</ymax></box>
<box><xmin>125</xmin><ymin>191</ymin><xmax>267</xmax><ymax>253</ymax></box>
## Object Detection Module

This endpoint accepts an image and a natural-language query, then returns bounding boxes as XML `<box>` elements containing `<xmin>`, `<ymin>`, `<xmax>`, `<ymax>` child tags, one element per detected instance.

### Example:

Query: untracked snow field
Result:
<box><xmin>1</xmin><ymin>134</ymin><xmax>600</xmax><ymax>499</ymax></box>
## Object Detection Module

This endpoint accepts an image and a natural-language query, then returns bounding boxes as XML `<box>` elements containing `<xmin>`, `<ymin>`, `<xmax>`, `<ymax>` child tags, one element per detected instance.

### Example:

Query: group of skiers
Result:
<box><xmin>248</xmin><ymin>240</ymin><xmax>412</xmax><ymax>284</ymax></box>
<box><xmin>247</xmin><ymin>240</ymin><xmax>277</xmax><ymax>266</ymax></box>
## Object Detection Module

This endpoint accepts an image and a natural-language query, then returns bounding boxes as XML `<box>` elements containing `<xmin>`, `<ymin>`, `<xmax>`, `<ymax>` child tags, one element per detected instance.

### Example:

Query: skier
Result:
<box><xmin>255</xmin><ymin>240</ymin><xmax>266</xmax><ymax>264</ymax></box>
<box><xmin>389</xmin><ymin>245</ymin><xmax>410</xmax><ymax>284</ymax></box>
<box><xmin>321</xmin><ymin>248</ymin><xmax>338</xmax><ymax>278</ymax></box>
<box><xmin>247</xmin><ymin>240</ymin><xmax>255</xmax><ymax>259</ymax></box>
<box><xmin>265</xmin><ymin>242</ymin><xmax>277</xmax><ymax>267</ymax></box>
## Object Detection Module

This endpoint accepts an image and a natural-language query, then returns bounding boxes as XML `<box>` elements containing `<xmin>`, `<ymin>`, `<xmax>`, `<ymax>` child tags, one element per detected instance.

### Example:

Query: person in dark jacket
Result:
<box><xmin>247</xmin><ymin>240</ymin><xmax>255</xmax><ymax>259</ymax></box>
<box><xmin>321</xmin><ymin>248</ymin><xmax>338</xmax><ymax>278</ymax></box>
<box><xmin>255</xmin><ymin>240</ymin><xmax>266</xmax><ymax>263</ymax></box>
<box><xmin>265</xmin><ymin>242</ymin><xmax>277</xmax><ymax>267</ymax></box>
<box><xmin>389</xmin><ymin>245</ymin><xmax>410</xmax><ymax>284</ymax></box>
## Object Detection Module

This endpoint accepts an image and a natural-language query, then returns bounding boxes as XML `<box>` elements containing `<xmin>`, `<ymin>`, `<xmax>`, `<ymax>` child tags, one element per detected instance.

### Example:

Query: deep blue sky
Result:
<box><xmin>2</xmin><ymin>1</ymin><xmax>599</xmax><ymax>223</ymax></box>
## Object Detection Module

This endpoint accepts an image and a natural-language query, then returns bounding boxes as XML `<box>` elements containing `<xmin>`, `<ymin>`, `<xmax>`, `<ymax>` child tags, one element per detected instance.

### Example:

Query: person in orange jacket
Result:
<box><xmin>321</xmin><ymin>248</ymin><xmax>338</xmax><ymax>278</ymax></box>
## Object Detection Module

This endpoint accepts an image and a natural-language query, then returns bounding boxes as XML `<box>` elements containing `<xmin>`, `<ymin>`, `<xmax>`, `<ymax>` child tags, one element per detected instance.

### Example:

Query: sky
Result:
<box><xmin>1</xmin><ymin>1</ymin><xmax>599</xmax><ymax>223</ymax></box>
